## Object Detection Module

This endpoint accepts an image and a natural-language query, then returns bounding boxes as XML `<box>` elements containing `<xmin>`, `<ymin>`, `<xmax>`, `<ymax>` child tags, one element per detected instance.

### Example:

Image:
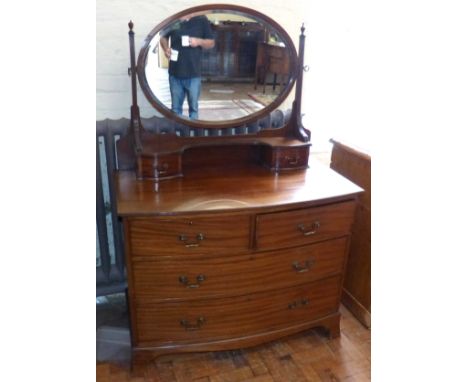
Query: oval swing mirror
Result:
<box><xmin>136</xmin><ymin>4</ymin><xmax>298</xmax><ymax>128</ymax></box>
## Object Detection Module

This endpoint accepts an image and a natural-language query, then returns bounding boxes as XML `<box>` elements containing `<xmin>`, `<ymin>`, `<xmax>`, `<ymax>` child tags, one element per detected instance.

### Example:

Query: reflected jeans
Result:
<box><xmin>169</xmin><ymin>75</ymin><xmax>201</xmax><ymax>120</ymax></box>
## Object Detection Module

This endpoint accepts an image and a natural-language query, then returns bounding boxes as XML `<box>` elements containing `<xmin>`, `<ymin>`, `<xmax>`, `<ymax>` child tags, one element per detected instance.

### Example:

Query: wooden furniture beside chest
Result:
<box><xmin>330</xmin><ymin>138</ymin><xmax>371</xmax><ymax>328</ymax></box>
<box><xmin>116</xmin><ymin>159</ymin><xmax>362</xmax><ymax>364</ymax></box>
<box><xmin>201</xmin><ymin>21</ymin><xmax>266</xmax><ymax>81</ymax></box>
<box><xmin>255</xmin><ymin>42</ymin><xmax>290</xmax><ymax>93</ymax></box>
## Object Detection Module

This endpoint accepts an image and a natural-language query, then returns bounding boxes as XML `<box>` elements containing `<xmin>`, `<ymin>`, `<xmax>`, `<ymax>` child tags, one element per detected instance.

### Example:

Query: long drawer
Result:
<box><xmin>255</xmin><ymin>201</ymin><xmax>355</xmax><ymax>251</ymax></box>
<box><xmin>134</xmin><ymin>276</ymin><xmax>341</xmax><ymax>346</ymax></box>
<box><xmin>132</xmin><ymin>237</ymin><xmax>348</xmax><ymax>302</ymax></box>
<box><xmin>128</xmin><ymin>214</ymin><xmax>251</xmax><ymax>257</ymax></box>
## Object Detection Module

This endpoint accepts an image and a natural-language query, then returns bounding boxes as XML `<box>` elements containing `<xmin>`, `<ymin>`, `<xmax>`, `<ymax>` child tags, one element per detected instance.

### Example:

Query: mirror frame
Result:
<box><xmin>136</xmin><ymin>4</ymin><xmax>299</xmax><ymax>129</ymax></box>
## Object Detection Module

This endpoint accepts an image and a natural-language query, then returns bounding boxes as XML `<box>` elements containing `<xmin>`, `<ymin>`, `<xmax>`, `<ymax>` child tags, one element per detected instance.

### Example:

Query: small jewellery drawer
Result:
<box><xmin>262</xmin><ymin>146</ymin><xmax>310</xmax><ymax>171</ymax></box>
<box><xmin>274</xmin><ymin>147</ymin><xmax>309</xmax><ymax>170</ymax></box>
<box><xmin>134</xmin><ymin>276</ymin><xmax>341</xmax><ymax>346</ymax></box>
<box><xmin>137</xmin><ymin>153</ymin><xmax>182</xmax><ymax>180</ymax></box>
<box><xmin>256</xmin><ymin>201</ymin><xmax>356</xmax><ymax>250</ymax></box>
<box><xmin>132</xmin><ymin>237</ymin><xmax>348</xmax><ymax>302</ymax></box>
<box><xmin>128</xmin><ymin>215</ymin><xmax>251</xmax><ymax>257</ymax></box>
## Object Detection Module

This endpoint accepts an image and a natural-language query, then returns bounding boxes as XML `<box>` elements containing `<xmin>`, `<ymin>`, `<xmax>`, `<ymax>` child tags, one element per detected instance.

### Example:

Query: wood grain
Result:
<box><xmin>115</xmin><ymin>159</ymin><xmax>363</xmax><ymax>216</ymax></box>
<box><xmin>119</xmin><ymin>161</ymin><xmax>362</xmax><ymax>361</ymax></box>
<box><xmin>131</xmin><ymin>238</ymin><xmax>348</xmax><ymax>302</ymax></box>
<box><xmin>255</xmin><ymin>201</ymin><xmax>356</xmax><ymax>250</ymax></box>
<box><xmin>134</xmin><ymin>277</ymin><xmax>342</xmax><ymax>346</ymax></box>
<box><xmin>128</xmin><ymin>214</ymin><xmax>251</xmax><ymax>257</ymax></box>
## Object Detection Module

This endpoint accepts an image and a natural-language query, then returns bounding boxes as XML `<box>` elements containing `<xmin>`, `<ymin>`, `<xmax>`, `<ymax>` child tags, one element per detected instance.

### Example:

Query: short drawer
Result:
<box><xmin>134</xmin><ymin>276</ymin><xmax>341</xmax><ymax>346</ymax></box>
<box><xmin>132</xmin><ymin>237</ymin><xmax>348</xmax><ymax>302</ymax></box>
<box><xmin>262</xmin><ymin>146</ymin><xmax>310</xmax><ymax>171</ymax></box>
<box><xmin>128</xmin><ymin>214</ymin><xmax>251</xmax><ymax>257</ymax></box>
<box><xmin>255</xmin><ymin>201</ymin><xmax>356</xmax><ymax>250</ymax></box>
<box><xmin>137</xmin><ymin>153</ymin><xmax>182</xmax><ymax>180</ymax></box>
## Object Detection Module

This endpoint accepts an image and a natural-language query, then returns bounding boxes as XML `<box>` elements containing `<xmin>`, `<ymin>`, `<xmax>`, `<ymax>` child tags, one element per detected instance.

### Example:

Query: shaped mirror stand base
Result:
<box><xmin>132</xmin><ymin>139</ymin><xmax>310</xmax><ymax>180</ymax></box>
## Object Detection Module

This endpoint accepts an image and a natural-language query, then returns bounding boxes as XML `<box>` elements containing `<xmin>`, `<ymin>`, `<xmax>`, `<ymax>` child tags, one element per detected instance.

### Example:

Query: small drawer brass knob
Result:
<box><xmin>285</xmin><ymin>156</ymin><xmax>299</xmax><ymax>165</ymax></box>
<box><xmin>156</xmin><ymin>163</ymin><xmax>169</xmax><ymax>175</ymax></box>
<box><xmin>179</xmin><ymin>274</ymin><xmax>206</xmax><ymax>288</ymax></box>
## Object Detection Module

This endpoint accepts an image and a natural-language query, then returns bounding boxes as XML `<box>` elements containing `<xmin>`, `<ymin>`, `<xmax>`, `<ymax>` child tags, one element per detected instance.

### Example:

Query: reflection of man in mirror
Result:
<box><xmin>160</xmin><ymin>12</ymin><xmax>215</xmax><ymax>120</ymax></box>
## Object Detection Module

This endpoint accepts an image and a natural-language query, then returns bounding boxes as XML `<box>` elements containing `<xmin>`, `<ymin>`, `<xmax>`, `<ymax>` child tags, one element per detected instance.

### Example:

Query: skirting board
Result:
<box><xmin>341</xmin><ymin>288</ymin><xmax>371</xmax><ymax>329</ymax></box>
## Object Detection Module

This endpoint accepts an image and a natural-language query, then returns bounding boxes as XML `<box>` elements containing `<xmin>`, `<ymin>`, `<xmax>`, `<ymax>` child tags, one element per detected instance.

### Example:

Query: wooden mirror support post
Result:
<box><xmin>117</xmin><ymin>21</ymin><xmax>312</xmax><ymax>181</ymax></box>
<box><xmin>128</xmin><ymin>21</ymin><xmax>142</xmax><ymax>153</ymax></box>
<box><xmin>292</xmin><ymin>24</ymin><xmax>311</xmax><ymax>143</ymax></box>
<box><xmin>116</xmin><ymin>21</ymin><xmax>143</xmax><ymax>171</ymax></box>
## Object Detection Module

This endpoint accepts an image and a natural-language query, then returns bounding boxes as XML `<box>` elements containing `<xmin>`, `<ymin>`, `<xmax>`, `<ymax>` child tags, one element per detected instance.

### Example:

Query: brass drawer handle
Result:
<box><xmin>292</xmin><ymin>259</ymin><xmax>314</xmax><ymax>273</ymax></box>
<box><xmin>288</xmin><ymin>298</ymin><xmax>310</xmax><ymax>309</ymax></box>
<box><xmin>179</xmin><ymin>274</ymin><xmax>206</xmax><ymax>288</ymax></box>
<box><xmin>179</xmin><ymin>233</ymin><xmax>204</xmax><ymax>247</ymax></box>
<box><xmin>297</xmin><ymin>221</ymin><xmax>320</xmax><ymax>236</ymax></box>
<box><xmin>180</xmin><ymin>316</ymin><xmax>205</xmax><ymax>331</ymax></box>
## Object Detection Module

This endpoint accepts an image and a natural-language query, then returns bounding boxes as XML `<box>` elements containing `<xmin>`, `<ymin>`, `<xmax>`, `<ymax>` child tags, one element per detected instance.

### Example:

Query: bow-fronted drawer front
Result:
<box><xmin>255</xmin><ymin>201</ymin><xmax>356</xmax><ymax>251</ymax></box>
<box><xmin>128</xmin><ymin>214</ymin><xmax>251</xmax><ymax>257</ymax></box>
<box><xmin>131</xmin><ymin>237</ymin><xmax>348</xmax><ymax>302</ymax></box>
<box><xmin>137</xmin><ymin>153</ymin><xmax>182</xmax><ymax>180</ymax></box>
<box><xmin>134</xmin><ymin>275</ymin><xmax>341</xmax><ymax>346</ymax></box>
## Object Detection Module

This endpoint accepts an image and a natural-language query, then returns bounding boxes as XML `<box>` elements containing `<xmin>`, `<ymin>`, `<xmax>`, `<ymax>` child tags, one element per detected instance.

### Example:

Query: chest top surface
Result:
<box><xmin>115</xmin><ymin>158</ymin><xmax>363</xmax><ymax>216</ymax></box>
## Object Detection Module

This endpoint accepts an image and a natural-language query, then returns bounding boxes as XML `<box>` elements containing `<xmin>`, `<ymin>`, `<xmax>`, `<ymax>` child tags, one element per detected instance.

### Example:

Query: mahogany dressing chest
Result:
<box><xmin>115</xmin><ymin>4</ymin><xmax>363</xmax><ymax>366</ymax></box>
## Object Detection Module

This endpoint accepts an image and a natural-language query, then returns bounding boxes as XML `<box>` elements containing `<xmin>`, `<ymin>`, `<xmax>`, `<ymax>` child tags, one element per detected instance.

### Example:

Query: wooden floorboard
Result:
<box><xmin>96</xmin><ymin>305</ymin><xmax>370</xmax><ymax>382</ymax></box>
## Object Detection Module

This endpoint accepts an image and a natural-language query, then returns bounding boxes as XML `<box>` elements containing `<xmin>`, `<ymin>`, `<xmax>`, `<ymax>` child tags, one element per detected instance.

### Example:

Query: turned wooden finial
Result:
<box><xmin>128</xmin><ymin>20</ymin><xmax>134</xmax><ymax>31</ymax></box>
<box><xmin>301</xmin><ymin>23</ymin><xmax>305</xmax><ymax>35</ymax></box>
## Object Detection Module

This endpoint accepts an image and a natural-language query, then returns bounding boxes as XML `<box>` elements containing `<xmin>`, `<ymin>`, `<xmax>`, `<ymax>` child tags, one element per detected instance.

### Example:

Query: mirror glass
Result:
<box><xmin>140</xmin><ymin>8</ymin><xmax>297</xmax><ymax>124</ymax></box>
